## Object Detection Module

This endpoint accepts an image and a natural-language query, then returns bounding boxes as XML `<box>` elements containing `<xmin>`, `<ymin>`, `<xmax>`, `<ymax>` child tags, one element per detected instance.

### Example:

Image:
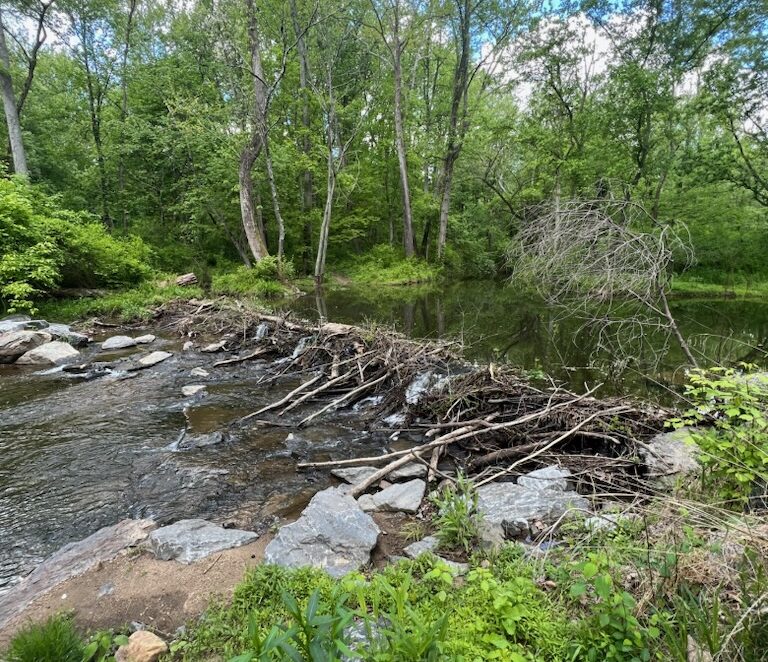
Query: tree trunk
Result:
<box><xmin>239</xmin><ymin>135</ymin><xmax>269</xmax><ymax>262</ymax></box>
<box><xmin>262</xmin><ymin>134</ymin><xmax>285</xmax><ymax>259</ymax></box>
<box><xmin>392</xmin><ymin>6</ymin><xmax>415</xmax><ymax>257</ymax></box>
<box><xmin>315</xmin><ymin>155</ymin><xmax>335</xmax><ymax>285</ymax></box>
<box><xmin>0</xmin><ymin>9</ymin><xmax>28</xmax><ymax>176</ymax></box>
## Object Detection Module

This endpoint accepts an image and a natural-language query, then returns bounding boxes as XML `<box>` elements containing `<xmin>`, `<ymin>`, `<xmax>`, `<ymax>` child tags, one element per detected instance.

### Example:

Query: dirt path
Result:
<box><xmin>0</xmin><ymin>535</ymin><xmax>271</xmax><ymax>648</ymax></box>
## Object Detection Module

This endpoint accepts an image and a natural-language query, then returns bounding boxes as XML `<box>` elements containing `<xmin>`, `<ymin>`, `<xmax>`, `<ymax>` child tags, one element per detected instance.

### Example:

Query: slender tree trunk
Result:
<box><xmin>290</xmin><ymin>0</ymin><xmax>314</xmax><ymax>272</ymax></box>
<box><xmin>0</xmin><ymin>9</ymin><xmax>28</xmax><ymax>177</ymax></box>
<box><xmin>117</xmin><ymin>0</ymin><xmax>137</xmax><ymax>229</ymax></box>
<box><xmin>262</xmin><ymin>135</ymin><xmax>285</xmax><ymax>259</ymax></box>
<box><xmin>315</xmin><ymin>63</ymin><xmax>338</xmax><ymax>285</ymax></box>
<box><xmin>392</xmin><ymin>6</ymin><xmax>415</xmax><ymax>257</ymax></box>
<box><xmin>437</xmin><ymin>0</ymin><xmax>470</xmax><ymax>259</ymax></box>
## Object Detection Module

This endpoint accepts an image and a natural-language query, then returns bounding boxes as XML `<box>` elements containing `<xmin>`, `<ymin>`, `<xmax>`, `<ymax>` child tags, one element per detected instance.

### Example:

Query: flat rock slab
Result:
<box><xmin>190</xmin><ymin>367</ymin><xmax>209</xmax><ymax>377</ymax></box>
<box><xmin>0</xmin><ymin>330</ymin><xmax>51</xmax><ymax>362</ymax></box>
<box><xmin>181</xmin><ymin>384</ymin><xmax>206</xmax><ymax>397</ymax></box>
<box><xmin>265</xmin><ymin>488</ymin><xmax>379</xmax><ymax>578</ymax></box>
<box><xmin>517</xmin><ymin>466</ymin><xmax>572</xmax><ymax>492</ymax></box>
<box><xmin>134</xmin><ymin>334</ymin><xmax>156</xmax><ymax>344</ymax></box>
<box><xmin>136</xmin><ymin>351</ymin><xmax>172</xmax><ymax>368</ymax></box>
<box><xmin>16</xmin><ymin>340</ymin><xmax>79</xmax><ymax>365</ymax></box>
<box><xmin>332</xmin><ymin>466</ymin><xmax>378</xmax><ymax>484</ymax></box>
<box><xmin>102</xmin><ymin>335</ymin><xmax>137</xmax><ymax>350</ymax></box>
<box><xmin>0</xmin><ymin>519</ymin><xmax>156</xmax><ymax>629</ymax></box>
<box><xmin>359</xmin><ymin>479</ymin><xmax>426</xmax><ymax>513</ymax></box>
<box><xmin>201</xmin><ymin>341</ymin><xmax>226</xmax><ymax>353</ymax></box>
<box><xmin>477</xmin><ymin>482</ymin><xmax>589</xmax><ymax>540</ymax></box>
<box><xmin>149</xmin><ymin>519</ymin><xmax>257</xmax><ymax>564</ymax></box>
<box><xmin>389</xmin><ymin>463</ymin><xmax>427</xmax><ymax>480</ymax></box>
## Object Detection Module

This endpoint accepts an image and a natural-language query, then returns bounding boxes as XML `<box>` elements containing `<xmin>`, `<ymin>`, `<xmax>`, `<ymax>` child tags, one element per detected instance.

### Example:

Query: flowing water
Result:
<box><xmin>2</xmin><ymin>280</ymin><xmax>768</xmax><ymax>594</ymax></box>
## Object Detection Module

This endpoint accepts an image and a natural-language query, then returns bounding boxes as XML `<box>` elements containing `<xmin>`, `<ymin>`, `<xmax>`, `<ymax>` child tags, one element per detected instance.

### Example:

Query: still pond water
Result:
<box><xmin>1</xmin><ymin>280</ymin><xmax>766</xmax><ymax>599</ymax></box>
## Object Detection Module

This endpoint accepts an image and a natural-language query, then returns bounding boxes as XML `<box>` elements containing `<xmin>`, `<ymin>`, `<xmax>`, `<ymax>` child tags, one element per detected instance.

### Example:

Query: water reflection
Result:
<box><xmin>281</xmin><ymin>281</ymin><xmax>768</xmax><ymax>398</ymax></box>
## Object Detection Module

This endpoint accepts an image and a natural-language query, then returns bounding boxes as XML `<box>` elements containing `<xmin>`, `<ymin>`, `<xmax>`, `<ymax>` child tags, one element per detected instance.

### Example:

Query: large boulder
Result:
<box><xmin>46</xmin><ymin>323</ymin><xmax>90</xmax><ymax>348</ymax></box>
<box><xmin>477</xmin><ymin>468</ymin><xmax>589</xmax><ymax>542</ymax></box>
<box><xmin>0</xmin><ymin>314</ymin><xmax>31</xmax><ymax>333</ymax></box>
<box><xmin>149</xmin><ymin>519</ymin><xmax>257</xmax><ymax>563</ymax></box>
<box><xmin>0</xmin><ymin>519</ymin><xmax>156</xmax><ymax>629</ymax></box>
<box><xmin>265</xmin><ymin>487</ymin><xmax>379</xmax><ymax>577</ymax></box>
<box><xmin>0</xmin><ymin>330</ymin><xmax>52</xmax><ymax>363</ymax></box>
<box><xmin>16</xmin><ymin>340</ymin><xmax>80</xmax><ymax>365</ymax></box>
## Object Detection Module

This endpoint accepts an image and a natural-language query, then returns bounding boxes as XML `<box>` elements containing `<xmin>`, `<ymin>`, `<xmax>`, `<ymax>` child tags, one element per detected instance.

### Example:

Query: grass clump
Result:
<box><xmin>429</xmin><ymin>473</ymin><xmax>483</xmax><ymax>554</ymax></box>
<box><xmin>37</xmin><ymin>277</ymin><xmax>204</xmax><ymax>323</ymax></box>
<box><xmin>211</xmin><ymin>263</ymin><xmax>288</xmax><ymax>299</ymax></box>
<box><xmin>4</xmin><ymin>614</ymin><xmax>84</xmax><ymax>662</ymax></box>
<box><xmin>343</xmin><ymin>245</ymin><xmax>439</xmax><ymax>286</ymax></box>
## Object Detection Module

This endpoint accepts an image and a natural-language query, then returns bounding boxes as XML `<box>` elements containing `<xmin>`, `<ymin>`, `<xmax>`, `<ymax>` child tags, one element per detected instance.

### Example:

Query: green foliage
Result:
<box><xmin>429</xmin><ymin>473</ymin><xmax>483</xmax><ymax>553</ymax></box>
<box><xmin>0</xmin><ymin>176</ymin><xmax>151</xmax><ymax>313</ymax></box>
<box><xmin>4</xmin><ymin>614</ymin><xmax>84</xmax><ymax>662</ymax></box>
<box><xmin>81</xmin><ymin>631</ymin><xmax>130</xmax><ymax>662</ymax></box>
<box><xmin>669</xmin><ymin>366</ymin><xmax>768</xmax><ymax>504</ymax></box>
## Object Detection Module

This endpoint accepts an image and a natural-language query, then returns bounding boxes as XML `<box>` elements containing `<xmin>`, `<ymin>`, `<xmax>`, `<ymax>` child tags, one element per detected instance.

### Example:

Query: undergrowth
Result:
<box><xmin>341</xmin><ymin>245</ymin><xmax>440</xmax><ymax>285</ymax></box>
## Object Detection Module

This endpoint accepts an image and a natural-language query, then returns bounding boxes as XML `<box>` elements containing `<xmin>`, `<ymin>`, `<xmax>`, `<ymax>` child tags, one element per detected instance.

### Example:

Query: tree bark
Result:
<box><xmin>315</xmin><ymin>62</ymin><xmax>338</xmax><ymax>285</ymax></box>
<box><xmin>0</xmin><ymin>8</ymin><xmax>28</xmax><ymax>176</ymax></box>
<box><xmin>117</xmin><ymin>0</ymin><xmax>137</xmax><ymax>229</ymax></box>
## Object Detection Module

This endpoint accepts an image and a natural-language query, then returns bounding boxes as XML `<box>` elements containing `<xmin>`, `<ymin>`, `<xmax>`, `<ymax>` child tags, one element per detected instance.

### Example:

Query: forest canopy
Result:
<box><xmin>0</xmin><ymin>0</ymin><xmax>766</xmax><ymax>290</ymax></box>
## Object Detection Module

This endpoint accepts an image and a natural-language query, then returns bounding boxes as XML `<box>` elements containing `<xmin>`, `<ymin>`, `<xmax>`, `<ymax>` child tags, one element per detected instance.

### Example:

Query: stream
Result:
<box><xmin>2</xmin><ymin>280</ymin><xmax>768</xmax><ymax>595</ymax></box>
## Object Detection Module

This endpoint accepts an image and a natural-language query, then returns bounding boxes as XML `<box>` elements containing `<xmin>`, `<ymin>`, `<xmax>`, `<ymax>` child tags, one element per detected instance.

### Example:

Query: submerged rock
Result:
<box><xmin>0</xmin><ymin>519</ymin><xmax>156</xmax><ymax>629</ymax></box>
<box><xmin>0</xmin><ymin>330</ymin><xmax>51</xmax><ymax>363</ymax></box>
<box><xmin>115</xmin><ymin>630</ymin><xmax>168</xmax><ymax>662</ymax></box>
<box><xmin>190</xmin><ymin>367</ymin><xmax>209</xmax><ymax>377</ymax></box>
<box><xmin>181</xmin><ymin>384</ymin><xmax>206</xmax><ymax>397</ymax></box>
<box><xmin>358</xmin><ymin>479</ymin><xmax>426</xmax><ymax>513</ymax></box>
<box><xmin>16</xmin><ymin>340</ymin><xmax>80</xmax><ymax>365</ymax></box>
<box><xmin>102</xmin><ymin>335</ymin><xmax>137</xmax><ymax>350</ymax></box>
<box><xmin>264</xmin><ymin>487</ymin><xmax>379</xmax><ymax>577</ymax></box>
<box><xmin>149</xmin><ymin>519</ymin><xmax>257</xmax><ymax>563</ymax></box>
<box><xmin>641</xmin><ymin>427</ymin><xmax>701</xmax><ymax>476</ymax></box>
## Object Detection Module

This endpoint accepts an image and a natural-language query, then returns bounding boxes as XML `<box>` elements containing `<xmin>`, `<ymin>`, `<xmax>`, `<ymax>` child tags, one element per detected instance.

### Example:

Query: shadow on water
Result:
<box><xmin>279</xmin><ymin>280</ymin><xmax>768</xmax><ymax>399</ymax></box>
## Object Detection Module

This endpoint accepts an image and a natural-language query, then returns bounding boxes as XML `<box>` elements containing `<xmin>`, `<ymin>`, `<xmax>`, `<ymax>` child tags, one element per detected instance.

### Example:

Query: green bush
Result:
<box><xmin>345</xmin><ymin>244</ymin><xmax>439</xmax><ymax>285</ymax></box>
<box><xmin>0</xmin><ymin>175</ymin><xmax>152</xmax><ymax>313</ymax></box>
<box><xmin>670</xmin><ymin>365</ymin><xmax>768</xmax><ymax>505</ymax></box>
<box><xmin>4</xmin><ymin>614</ymin><xmax>84</xmax><ymax>662</ymax></box>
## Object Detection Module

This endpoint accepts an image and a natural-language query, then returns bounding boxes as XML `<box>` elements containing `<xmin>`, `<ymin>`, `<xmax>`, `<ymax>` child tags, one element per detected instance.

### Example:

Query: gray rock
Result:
<box><xmin>641</xmin><ymin>427</ymin><xmax>700</xmax><ymax>476</ymax></box>
<box><xmin>134</xmin><ymin>334</ymin><xmax>156</xmax><ymax>344</ymax></box>
<box><xmin>0</xmin><ymin>330</ymin><xmax>51</xmax><ymax>362</ymax></box>
<box><xmin>182</xmin><ymin>384</ymin><xmax>206</xmax><ymax>397</ymax></box>
<box><xmin>357</xmin><ymin>494</ymin><xmax>376</xmax><ymax>511</ymax></box>
<box><xmin>403</xmin><ymin>535</ymin><xmax>439</xmax><ymax>559</ymax></box>
<box><xmin>0</xmin><ymin>314</ymin><xmax>31</xmax><ymax>333</ymax></box>
<box><xmin>101</xmin><ymin>335</ymin><xmax>137</xmax><ymax>350</ymax></box>
<box><xmin>182</xmin><ymin>341</ymin><xmax>194</xmax><ymax>351</ymax></box>
<box><xmin>477</xmin><ymin>482</ymin><xmax>589</xmax><ymax>541</ymax></box>
<box><xmin>253</xmin><ymin>322</ymin><xmax>270</xmax><ymax>341</ymax></box>
<box><xmin>363</xmin><ymin>479</ymin><xmax>426</xmax><ymax>513</ymax></box>
<box><xmin>20</xmin><ymin>319</ymin><xmax>49</xmax><ymax>330</ymax></box>
<box><xmin>265</xmin><ymin>487</ymin><xmax>379</xmax><ymax>577</ymax></box>
<box><xmin>137</xmin><ymin>351</ymin><xmax>172</xmax><ymax>367</ymax></box>
<box><xmin>149</xmin><ymin>519</ymin><xmax>257</xmax><ymax>563</ymax></box>
<box><xmin>16</xmin><ymin>340</ymin><xmax>80</xmax><ymax>365</ymax></box>
<box><xmin>389</xmin><ymin>463</ymin><xmax>427</xmax><ymax>480</ymax></box>
<box><xmin>439</xmin><ymin>558</ymin><xmax>469</xmax><ymax>575</ymax></box>
<box><xmin>517</xmin><ymin>466</ymin><xmax>572</xmax><ymax>492</ymax></box>
<box><xmin>584</xmin><ymin>513</ymin><xmax>636</xmax><ymax>533</ymax></box>
<box><xmin>44</xmin><ymin>323</ymin><xmax>89</xmax><ymax>347</ymax></box>
<box><xmin>332</xmin><ymin>466</ymin><xmax>378</xmax><ymax>484</ymax></box>
<box><xmin>190</xmin><ymin>367</ymin><xmax>209</xmax><ymax>377</ymax></box>
<box><xmin>0</xmin><ymin>519</ymin><xmax>155</xmax><ymax>629</ymax></box>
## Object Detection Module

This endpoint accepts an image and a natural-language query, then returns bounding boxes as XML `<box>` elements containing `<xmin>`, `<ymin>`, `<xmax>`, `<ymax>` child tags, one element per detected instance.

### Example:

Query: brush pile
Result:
<box><xmin>156</xmin><ymin>298</ymin><xmax>670</xmax><ymax>492</ymax></box>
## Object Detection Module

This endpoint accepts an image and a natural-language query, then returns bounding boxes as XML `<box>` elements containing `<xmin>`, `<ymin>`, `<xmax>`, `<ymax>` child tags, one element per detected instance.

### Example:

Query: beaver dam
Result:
<box><xmin>161</xmin><ymin>298</ymin><xmax>671</xmax><ymax>500</ymax></box>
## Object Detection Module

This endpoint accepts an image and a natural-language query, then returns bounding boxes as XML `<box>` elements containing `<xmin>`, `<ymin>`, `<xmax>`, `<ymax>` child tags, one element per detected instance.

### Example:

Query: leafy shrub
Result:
<box><xmin>0</xmin><ymin>175</ymin><xmax>151</xmax><ymax>313</ymax></box>
<box><xmin>429</xmin><ymin>473</ymin><xmax>483</xmax><ymax>553</ymax></box>
<box><xmin>345</xmin><ymin>244</ymin><xmax>439</xmax><ymax>285</ymax></box>
<box><xmin>670</xmin><ymin>365</ymin><xmax>768</xmax><ymax>505</ymax></box>
<box><xmin>4</xmin><ymin>614</ymin><xmax>84</xmax><ymax>662</ymax></box>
